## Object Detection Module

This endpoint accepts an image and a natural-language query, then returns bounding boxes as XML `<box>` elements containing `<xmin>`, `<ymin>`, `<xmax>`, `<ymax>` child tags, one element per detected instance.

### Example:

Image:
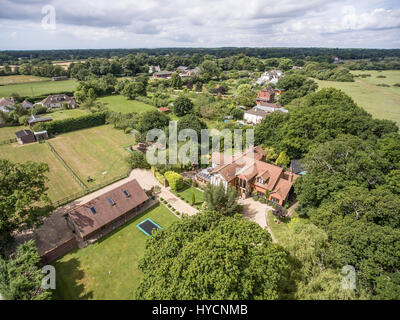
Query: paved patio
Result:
<box><xmin>239</xmin><ymin>197</ymin><xmax>277</xmax><ymax>243</ymax></box>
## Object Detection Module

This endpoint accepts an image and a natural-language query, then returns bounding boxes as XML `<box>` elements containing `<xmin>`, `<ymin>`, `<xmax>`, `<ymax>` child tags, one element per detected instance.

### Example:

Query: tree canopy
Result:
<box><xmin>135</xmin><ymin>211</ymin><xmax>288</xmax><ymax>300</ymax></box>
<box><xmin>0</xmin><ymin>240</ymin><xmax>51</xmax><ymax>300</ymax></box>
<box><xmin>0</xmin><ymin>159</ymin><xmax>53</xmax><ymax>248</ymax></box>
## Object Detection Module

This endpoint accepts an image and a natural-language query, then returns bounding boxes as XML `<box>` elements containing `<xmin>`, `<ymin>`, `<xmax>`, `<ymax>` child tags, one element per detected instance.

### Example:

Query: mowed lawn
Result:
<box><xmin>0</xmin><ymin>79</ymin><xmax>77</xmax><ymax>97</ymax></box>
<box><xmin>48</xmin><ymin>108</ymin><xmax>90</xmax><ymax>121</ymax></box>
<box><xmin>49</xmin><ymin>125</ymin><xmax>134</xmax><ymax>185</ymax></box>
<box><xmin>98</xmin><ymin>95</ymin><xmax>155</xmax><ymax>113</ymax></box>
<box><xmin>0</xmin><ymin>125</ymin><xmax>28</xmax><ymax>141</ymax></box>
<box><xmin>0</xmin><ymin>75</ymin><xmax>50</xmax><ymax>85</ymax></box>
<box><xmin>175</xmin><ymin>184</ymin><xmax>204</xmax><ymax>208</ymax></box>
<box><xmin>53</xmin><ymin>203</ymin><xmax>179</xmax><ymax>300</ymax></box>
<box><xmin>0</xmin><ymin>142</ymin><xmax>82</xmax><ymax>202</ymax></box>
<box><xmin>314</xmin><ymin>70</ymin><xmax>400</xmax><ymax>126</ymax></box>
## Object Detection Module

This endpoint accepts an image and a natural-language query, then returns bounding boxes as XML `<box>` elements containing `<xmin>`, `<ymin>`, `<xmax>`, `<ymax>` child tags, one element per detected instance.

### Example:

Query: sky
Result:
<box><xmin>0</xmin><ymin>0</ymin><xmax>400</xmax><ymax>50</ymax></box>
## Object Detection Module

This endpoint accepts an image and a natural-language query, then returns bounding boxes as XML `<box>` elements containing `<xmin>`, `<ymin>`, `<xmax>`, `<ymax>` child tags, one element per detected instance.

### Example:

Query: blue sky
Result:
<box><xmin>0</xmin><ymin>0</ymin><xmax>399</xmax><ymax>50</ymax></box>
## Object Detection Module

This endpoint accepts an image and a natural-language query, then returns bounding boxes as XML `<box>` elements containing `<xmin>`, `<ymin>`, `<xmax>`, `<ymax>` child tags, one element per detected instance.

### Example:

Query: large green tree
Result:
<box><xmin>199</xmin><ymin>60</ymin><xmax>221</xmax><ymax>81</ymax></box>
<box><xmin>173</xmin><ymin>96</ymin><xmax>194</xmax><ymax>117</ymax></box>
<box><xmin>137</xmin><ymin>110</ymin><xmax>170</xmax><ymax>134</ymax></box>
<box><xmin>0</xmin><ymin>160</ymin><xmax>52</xmax><ymax>248</ymax></box>
<box><xmin>203</xmin><ymin>183</ymin><xmax>239</xmax><ymax>217</ymax></box>
<box><xmin>0</xmin><ymin>240</ymin><xmax>51</xmax><ymax>300</ymax></box>
<box><xmin>236</xmin><ymin>84</ymin><xmax>257</xmax><ymax>107</ymax></box>
<box><xmin>135</xmin><ymin>211</ymin><xmax>288</xmax><ymax>299</ymax></box>
<box><xmin>295</xmin><ymin>135</ymin><xmax>389</xmax><ymax>210</ymax></box>
<box><xmin>277</xmin><ymin>74</ymin><xmax>317</xmax><ymax>105</ymax></box>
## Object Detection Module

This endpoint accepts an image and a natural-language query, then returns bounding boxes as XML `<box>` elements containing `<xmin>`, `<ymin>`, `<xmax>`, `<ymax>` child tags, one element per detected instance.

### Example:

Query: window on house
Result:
<box><xmin>271</xmin><ymin>197</ymin><xmax>280</xmax><ymax>204</ymax></box>
<box><xmin>106</xmin><ymin>197</ymin><xmax>115</xmax><ymax>206</ymax></box>
<box><xmin>90</xmin><ymin>206</ymin><xmax>97</xmax><ymax>214</ymax></box>
<box><xmin>122</xmin><ymin>189</ymin><xmax>131</xmax><ymax>198</ymax></box>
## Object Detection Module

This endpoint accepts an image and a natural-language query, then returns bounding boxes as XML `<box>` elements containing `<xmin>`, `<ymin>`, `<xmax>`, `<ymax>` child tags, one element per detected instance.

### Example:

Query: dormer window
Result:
<box><xmin>90</xmin><ymin>206</ymin><xmax>97</xmax><ymax>214</ymax></box>
<box><xmin>122</xmin><ymin>190</ymin><xmax>131</xmax><ymax>198</ymax></box>
<box><xmin>107</xmin><ymin>197</ymin><xmax>115</xmax><ymax>206</ymax></box>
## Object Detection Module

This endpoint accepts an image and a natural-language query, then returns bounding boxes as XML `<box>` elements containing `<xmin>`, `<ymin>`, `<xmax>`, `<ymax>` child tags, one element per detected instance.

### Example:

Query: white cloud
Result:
<box><xmin>0</xmin><ymin>0</ymin><xmax>399</xmax><ymax>49</ymax></box>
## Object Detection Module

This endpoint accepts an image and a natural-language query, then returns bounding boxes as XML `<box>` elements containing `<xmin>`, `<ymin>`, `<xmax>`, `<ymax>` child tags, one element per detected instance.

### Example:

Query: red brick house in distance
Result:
<box><xmin>256</xmin><ymin>86</ymin><xmax>275</xmax><ymax>105</ymax></box>
<box><xmin>209</xmin><ymin>146</ymin><xmax>298</xmax><ymax>205</ymax></box>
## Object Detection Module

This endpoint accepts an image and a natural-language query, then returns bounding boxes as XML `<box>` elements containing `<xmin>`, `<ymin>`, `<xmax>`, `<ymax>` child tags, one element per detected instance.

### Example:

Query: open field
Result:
<box><xmin>48</xmin><ymin>108</ymin><xmax>90</xmax><ymax>121</ymax></box>
<box><xmin>314</xmin><ymin>70</ymin><xmax>400</xmax><ymax>126</ymax></box>
<box><xmin>0</xmin><ymin>75</ymin><xmax>50</xmax><ymax>86</ymax></box>
<box><xmin>0</xmin><ymin>125</ymin><xmax>28</xmax><ymax>141</ymax></box>
<box><xmin>0</xmin><ymin>142</ymin><xmax>82</xmax><ymax>202</ymax></box>
<box><xmin>0</xmin><ymin>79</ymin><xmax>77</xmax><ymax>98</ymax></box>
<box><xmin>53</xmin><ymin>203</ymin><xmax>179</xmax><ymax>300</ymax></box>
<box><xmin>49</xmin><ymin>125</ymin><xmax>134</xmax><ymax>185</ymax></box>
<box><xmin>98</xmin><ymin>95</ymin><xmax>155</xmax><ymax>114</ymax></box>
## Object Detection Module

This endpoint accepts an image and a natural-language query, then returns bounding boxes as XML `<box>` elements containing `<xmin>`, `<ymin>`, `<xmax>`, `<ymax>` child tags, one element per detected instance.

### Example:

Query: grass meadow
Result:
<box><xmin>0</xmin><ymin>79</ymin><xmax>77</xmax><ymax>97</ymax></box>
<box><xmin>48</xmin><ymin>125</ymin><xmax>134</xmax><ymax>185</ymax></box>
<box><xmin>0</xmin><ymin>142</ymin><xmax>82</xmax><ymax>201</ymax></box>
<box><xmin>98</xmin><ymin>95</ymin><xmax>155</xmax><ymax>114</ymax></box>
<box><xmin>0</xmin><ymin>75</ymin><xmax>50</xmax><ymax>86</ymax></box>
<box><xmin>53</xmin><ymin>203</ymin><xmax>179</xmax><ymax>300</ymax></box>
<box><xmin>314</xmin><ymin>70</ymin><xmax>400</xmax><ymax>126</ymax></box>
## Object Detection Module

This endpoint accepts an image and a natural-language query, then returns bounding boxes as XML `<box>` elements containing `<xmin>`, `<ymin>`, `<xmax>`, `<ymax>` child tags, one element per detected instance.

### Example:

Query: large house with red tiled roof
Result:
<box><xmin>209</xmin><ymin>146</ymin><xmax>298</xmax><ymax>205</ymax></box>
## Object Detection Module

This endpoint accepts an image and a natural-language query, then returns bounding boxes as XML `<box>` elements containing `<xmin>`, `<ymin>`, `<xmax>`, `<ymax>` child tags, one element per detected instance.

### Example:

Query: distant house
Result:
<box><xmin>180</xmin><ymin>67</ymin><xmax>200</xmax><ymax>78</ymax></box>
<box><xmin>37</xmin><ymin>94</ymin><xmax>76</xmax><ymax>109</ymax></box>
<box><xmin>332</xmin><ymin>56</ymin><xmax>343</xmax><ymax>64</ymax></box>
<box><xmin>273</xmin><ymin>88</ymin><xmax>285</xmax><ymax>96</ymax></box>
<box><xmin>34</xmin><ymin>130</ymin><xmax>49</xmax><ymax>142</ymax></box>
<box><xmin>153</xmin><ymin>71</ymin><xmax>174</xmax><ymax>79</ymax></box>
<box><xmin>256</xmin><ymin>102</ymin><xmax>288</xmax><ymax>114</ymax></box>
<box><xmin>0</xmin><ymin>97</ymin><xmax>15</xmax><ymax>113</ymax></box>
<box><xmin>15</xmin><ymin>129</ymin><xmax>36</xmax><ymax>144</ymax></box>
<box><xmin>256</xmin><ymin>86</ymin><xmax>275</xmax><ymax>104</ymax></box>
<box><xmin>51</xmin><ymin>76</ymin><xmax>68</xmax><ymax>81</ymax></box>
<box><xmin>28</xmin><ymin>115</ymin><xmax>53</xmax><ymax>126</ymax></box>
<box><xmin>255</xmin><ymin>70</ymin><xmax>283</xmax><ymax>85</ymax></box>
<box><xmin>22</xmin><ymin>100</ymin><xmax>33</xmax><ymax>110</ymax></box>
<box><xmin>177</xmin><ymin>66</ymin><xmax>189</xmax><ymax>72</ymax></box>
<box><xmin>66</xmin><ymin>179</ymin><xmax>150</xmax><ymax>241</ymax></box>
<box><xmin>290</xmin><ymin>159</ymin><xmax>306</xmax><ymax>175</ymax></box>
<box><xmin>148</xmin><ymin>65</ymin><xmax>161</xmax><ymax>74</ymax></box>
<box><xmin>292</xmin><ymin>66</ymin><xmax>302</xmax><ymax>70</ymax></box>
<box><xmin>209</xmin><ymin>146</ymin><xmax>298</xmax><ymax>205</ymax></box>
<box><xmin>157</xmin><ymin>107</ymin><xmax>170</xmax><ymax>113</ymax></box>
<box><xmin>243</xmin><ymin>107</ymin><xmax>268</xmax><ymax>125</ymax></box>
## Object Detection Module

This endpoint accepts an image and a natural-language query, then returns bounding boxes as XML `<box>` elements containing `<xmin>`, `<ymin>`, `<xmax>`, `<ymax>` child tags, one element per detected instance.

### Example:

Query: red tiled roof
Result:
<box><xmin>158</xmin><ymin>107</ymin><xmax>170</xmax><ymax>112</ymax></box>
<box><xmin>68</xmin><ymin>179</ymin><xmax>149</xmax><ymax>238</ymax></box>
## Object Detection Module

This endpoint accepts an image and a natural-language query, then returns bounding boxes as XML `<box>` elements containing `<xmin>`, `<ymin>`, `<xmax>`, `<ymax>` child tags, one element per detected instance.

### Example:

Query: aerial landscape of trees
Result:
<box><xmin>1</xmin><ymin>46</ymin><xmax>400</xmax><ymax>300</ymax></box>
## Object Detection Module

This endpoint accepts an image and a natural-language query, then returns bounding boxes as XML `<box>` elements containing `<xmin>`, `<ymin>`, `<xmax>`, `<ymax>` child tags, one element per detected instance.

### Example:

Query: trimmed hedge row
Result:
<box><xmin>44</xmin><ymin>112</ymin><xmax>106</xmax><ymax>135</ymax></box>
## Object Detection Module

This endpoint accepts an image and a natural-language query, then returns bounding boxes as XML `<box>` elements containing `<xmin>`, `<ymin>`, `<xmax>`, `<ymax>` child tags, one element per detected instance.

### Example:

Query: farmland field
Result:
<box><xmin>0</xmin><ymin>75</ymin><xmax>50</xmax><ymax>85</ymax></box>
<box><xmin>314</xmin><ymin>70</ymin><xmax>400</xmax><ymax>126</ymax></box>
<box><xmin>53</xmin><ymin>203</ymin><xmax>179</xmax><ymax>300</ymax></box>
<box><xmin>0</xmin><ymin>142</ymin><xmax>82</xmax><ymax>202</ymax></box>
<box><xmin>0</xmin><ymin>79</ymin><xmax>77</xmax><ymax>97</ymax></box>
<box><xmin>98</xmin><ymin>95</ymin><xmax>155</xmax><ymax>113</ymax></box>
<box><xmin>49</xmin><ymin>125</ymin><xmax>134</xmax><ymax>185</ymax></box>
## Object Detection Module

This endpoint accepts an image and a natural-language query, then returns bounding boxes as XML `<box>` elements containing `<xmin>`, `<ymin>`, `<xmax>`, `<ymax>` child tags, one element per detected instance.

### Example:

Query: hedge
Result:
<box><xmin>164</xmin><ymin>171</ymin><xmax>184</xmax><ymax>191</ymax></box>
<box><xmin>44</xmin><ymin>112</ymin><xmax>106</xmax><ymax>135</ymax></box>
